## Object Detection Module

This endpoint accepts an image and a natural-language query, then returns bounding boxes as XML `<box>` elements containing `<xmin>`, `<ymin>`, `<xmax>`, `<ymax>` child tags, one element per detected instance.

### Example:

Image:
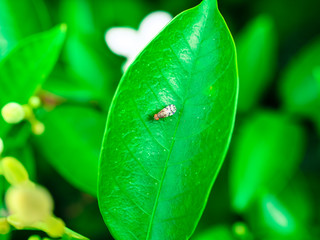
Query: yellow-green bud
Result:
<box><xmin>5</xmin><ymin>184</ymin><xmax>53</xmax><ymax>224</ymax></box>
<box><xmin>0</xmin><ymin>217</ymin><xmax>10</xmax><ymax>234</ymax></box>
<box><xmin>0</xmin><ymin>138</ymin><xmax>3</xmax><ymax>155</ymax></box>
<box><xmin>31</xmin><ymin>121</ymin><xmax>45</xmax><ymax>135</ymax></box>
<box><xmin>1</xmin><ymin>157</ymin><xmax>29</xmax><ymax>185</ymax></box>
<box><xmin>28</xmin><ymin>235</ymin><xmax>41</xmax><ymax>240</ymax></box>
<box><xmin>1</xmin><ymin>102</ymin><xmax>25</xmax><ymax>124</ymax></box>
<box><xmin>28</xmin><ymin>96</ymin><xmax>41</xmax><ymax>109</ymax></box>
<box><xmin>232</xmin><ymin>222</ymin><xmax>247</xmax><ymax>236</ymax></box>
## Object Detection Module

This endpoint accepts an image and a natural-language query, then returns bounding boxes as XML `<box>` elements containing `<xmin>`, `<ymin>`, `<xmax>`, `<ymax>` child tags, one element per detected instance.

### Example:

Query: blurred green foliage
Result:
<box><xmin>230</xmin><ymin>111</ymin><xmax>306</xmax><ymax>213</ymax></box>
<box><xmin>0</xmin><ymin>0</ymin><xmax>319</xmax><ymax>239</ymax></box>
<box><xmin>236</xmin><ymin>15</ymin><xmax>276</xmax><ymax>112</ymax></box>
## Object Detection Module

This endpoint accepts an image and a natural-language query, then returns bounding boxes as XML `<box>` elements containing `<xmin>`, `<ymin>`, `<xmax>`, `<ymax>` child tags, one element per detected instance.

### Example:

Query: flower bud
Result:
<box><xmin>1</xmin><ymin>102</ymin><xmax>25</xmax><ymax>124</ymax></box>
<box><xmin>28</xmin><ymin>96</ymin><xmax>41</xmax><ymax>109</ymax></box>
<box><xmin>5</xmin><ymin>184</ymin><xmax>53</xmax><ymax>224</ymax></box>
<box><xmin>233</xmin><ymin>222</ymin><xmax>247</xmax><ymax>236</ymax></box>
<box><xmin>28</xmin><ymin>235</ymin><xmax>41</xmax><ymax>240</ymax></box>
<box><xmin>1</xmin><ymin>157</ymin><xmax>29</xmax><ymax>185</ymax></box>
<box><xmin>31</xmin><ymin>120</ymin><xmax>45</xmax><ymax>135</ymax></box>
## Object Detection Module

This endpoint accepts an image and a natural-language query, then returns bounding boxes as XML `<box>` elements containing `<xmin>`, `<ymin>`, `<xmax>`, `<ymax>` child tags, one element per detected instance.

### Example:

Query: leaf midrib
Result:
<box><xmin>145</xmin><ymin>108</ymin><xmax>184</xmax><ymax>239</ymax></box>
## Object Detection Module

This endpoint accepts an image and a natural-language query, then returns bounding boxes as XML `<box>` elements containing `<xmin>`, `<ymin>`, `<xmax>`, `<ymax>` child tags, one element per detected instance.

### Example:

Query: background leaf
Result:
<box><xmin>0</xmin><ymin>24</ymin><xmax>66</xmax><ymax>138</ymax></box>
<box><xmin>0</xmin><ymin>0</ymin><xmax>51</xmax><ymax>54</ymax></box>
<box><xmin>247</xmin><ymin>192</ymin><xmax>310</xmax><ymax>240</ymax></box>
<box><xmin>98</xmin><ymin>0</ymin><xmax>238</xmax><ymax>239</ymax></box>
<box><xmin>236</xmin><ymin>15</ymin><xmax>277</xmax><ymax>112</ymax></box>
<box><xmin>33</xmin><ymin>105</ymin><xmax>106</xmax><ymax>196</ymax></box>
<box><xmin>279</xmin><ymin>37</ymin><xmax>320</xmax><ymax>128</ymax></box>
<box><xmin>192</xmin><ymin>225</ymin><xmax>235</xmax><ymax>240</ymax></box>
<box><xmin>229</xmin><ymin>111</ymin><xmax>306</xmax><ymax>213</ymax></box>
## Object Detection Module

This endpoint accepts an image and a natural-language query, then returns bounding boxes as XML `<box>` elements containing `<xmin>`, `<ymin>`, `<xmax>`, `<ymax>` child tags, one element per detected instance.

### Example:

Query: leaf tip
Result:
<box><xmin>201</xmin><ymin>0</ymin><xmax>217</xmax><ymax>9</ymax></box>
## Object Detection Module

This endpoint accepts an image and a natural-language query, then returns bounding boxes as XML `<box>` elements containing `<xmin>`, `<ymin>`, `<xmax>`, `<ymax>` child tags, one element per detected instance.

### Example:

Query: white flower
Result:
<box><xmin>105</xmin><ymin>11</ymin><xmax>172</xmax><ymax>72</ymax></box>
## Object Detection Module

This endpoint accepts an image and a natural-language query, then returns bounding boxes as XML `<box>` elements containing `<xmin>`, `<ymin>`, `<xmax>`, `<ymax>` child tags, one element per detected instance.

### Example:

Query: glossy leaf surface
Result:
<box><xmin>0</xmin><ymin>24</ymin><xmax>66</xmax><ymax>138</ymax></box>
<box><xmin>229</xmin><ymin>111</ymin><xmax>306</xmax><ymax>213</ymax></box>
<box><xmin>98</xmin><ymin>0</ymin><xmax>238</xmax><ymax>239</ymax></box>
<box><xmin>34</xmin><ymin>106</ymin><xmax>106</xmax><ymax>196</ymax></box>
<box><xmin>236</xmin><ymin>15</ymin><xmax>277</xmax><ymax>112</ymax></box>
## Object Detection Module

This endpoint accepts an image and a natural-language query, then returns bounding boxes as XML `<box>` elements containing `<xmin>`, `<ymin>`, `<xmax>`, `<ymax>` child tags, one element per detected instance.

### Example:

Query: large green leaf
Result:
<box><xmin>33</xmin><ymin>105</ymin><xmax>106</xmax><ymax>196</ymax></box>
<box><xmin>236</xmin><ymin>15</ymin><xmax>277</xmax><ymax>112</ymax></box>
<box><xmin>98</xmin><ymin>0</ymin><xmax>238</xmax><ymax>239</ymax></box>
<box><xmin>0</xmin><ymin>24</ymin><xmax>66</xmax><ymax>138</ymax></box>
<box><xmin>229</xmin><ymin>111</ymin><xmax>306</xmax><ymax>213</ymax></box>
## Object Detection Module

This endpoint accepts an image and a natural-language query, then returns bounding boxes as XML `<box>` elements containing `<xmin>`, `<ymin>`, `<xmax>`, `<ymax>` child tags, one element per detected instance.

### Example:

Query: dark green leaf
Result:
<box><xmin>62</xmin><ymin>36</ymin><xmax>114</xmax><ymax>106</ymax></box>
<box><xmin>58</xmin><ymin>0</ymin><xmax>121</xmax><ymax>110</ymax></box>
<box><xmin>236</xmin><ymin>15</ymin><xmax>277</xmax><ymax>112</ymax></box>
<box><xmin>98</xmin><ymin>0</ymin><xmax>238</xmax><ymax>239</ymax></box>
<box><xmin>193</xmin><ymin>225</ymin><xmax>235</xmax><ymax>240</ymax></box>
<box><xmin>279</xmin><ymin>174</ymin><xmax>313</xmax><ymax>226</ymax></box>
<box><xmin>0</xmin><ymin>232</ymin><xmax>10</xmax><ymax>240</ymax></box>
<box><xmin>247</xmin><ymin>193</ymin><xmax>310</xmax><ymax>239</ymax></box>
<box><xmin>279</xmin><ymin>37</ymin><xmax>320</xmax><ymax>128</ymax></box>
<box><xmin>0</xmin><ymin>0</ymin><xmax>51</xmax><ymax>53</ymax></box>
<box><xmin>229</xmin><ymin>111</ymin><xmax>306</xmax><ymax>213</ymax></box>
<box><xmin>44</xmin><ymin>67</ymin><xmax>101</xmax><ymax>104</ymax></box>
<box><xmin>0</xmin><ymin>24</ymin><xmax>66</xmax><ymax>138</ymax></box>
<box><xmin>33</xmin><ymin>105</ymin><xmax>106</xmax><ymax>196</ymax></box>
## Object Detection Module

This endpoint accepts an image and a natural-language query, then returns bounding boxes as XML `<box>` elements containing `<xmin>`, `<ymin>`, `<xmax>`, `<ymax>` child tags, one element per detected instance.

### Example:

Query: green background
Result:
<box><xmin>0</xmin><ymin>0</ymin><xmax>319</xmax><ymax>239</ymax></box>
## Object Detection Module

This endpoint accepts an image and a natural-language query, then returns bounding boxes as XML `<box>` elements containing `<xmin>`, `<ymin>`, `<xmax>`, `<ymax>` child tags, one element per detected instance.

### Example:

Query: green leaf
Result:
<box><xmin>63</xmin><ymin>36</ymin><xmax>115</xmax><ymax>106</ymax></box>
<box><xmin>192</xmin><ymin>225</ymin><xmax>235</xmax><ymax>240</ymax></box>
<box><xmin>229</xmin><ymin>111</ymin><xmax>306</xmax><ymax>213</ymax></box>
<box><xmin>279</xmin><ymin>37</ymin><xmax>320</xmax><ymax>126</ymax></box>
<box><xmin>279</xmin><ymin>174</ymin><xmax>313</xmax><ymax>226</ymax></box>
<box><xmin>98</xmin><ymin>0</ymin><xmax>238</xmax><ymax>239</ymax></box>
<box><xmin>33</xmin><ymin>105</ymin><xmax>106</xmax><ymax>196</ymax></box>
<box><xmin>247</xmin><ymin>193</ymin><xmax>310</xmax><ymax>239</ymax></box>
<box><xmin>236</xmin><ymin>15</ymin><xmax>277</xmax><ymax>112</ymax></box>
<box><xmin>44</xmin><ymin>67</ymin><xmax>101</xmax><ymax>104</ymax></box>
<box><xmin>256</xmin><ymin>194</ymin><xmax>296</xmax><ymax>236</ymax></box>
<box><xmin>58</xmin><ymin>0</ymin><xmax>121</xmax><ymax>110</ymax></box>
<box><xmin>0</xmin><ymin>0</ymin><xmax>51</xmax><ymax>54</ymax></box>
<box><xmin>0</xmin><ymin>24</ymin><xmax>67</xmax><ymax>138</ymax></box>
<box><xmin>0</xmin><ymin>232</ymin><xmax>10</xmax><ymax>240</ymax></box>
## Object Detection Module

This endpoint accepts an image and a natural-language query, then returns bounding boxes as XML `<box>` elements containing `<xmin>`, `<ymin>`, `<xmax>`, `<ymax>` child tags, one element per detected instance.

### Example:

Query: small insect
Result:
<box><xmin>154</xmin><ymin>104</ymin><xmax>177</xmax><ymax>120</ymax></box>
